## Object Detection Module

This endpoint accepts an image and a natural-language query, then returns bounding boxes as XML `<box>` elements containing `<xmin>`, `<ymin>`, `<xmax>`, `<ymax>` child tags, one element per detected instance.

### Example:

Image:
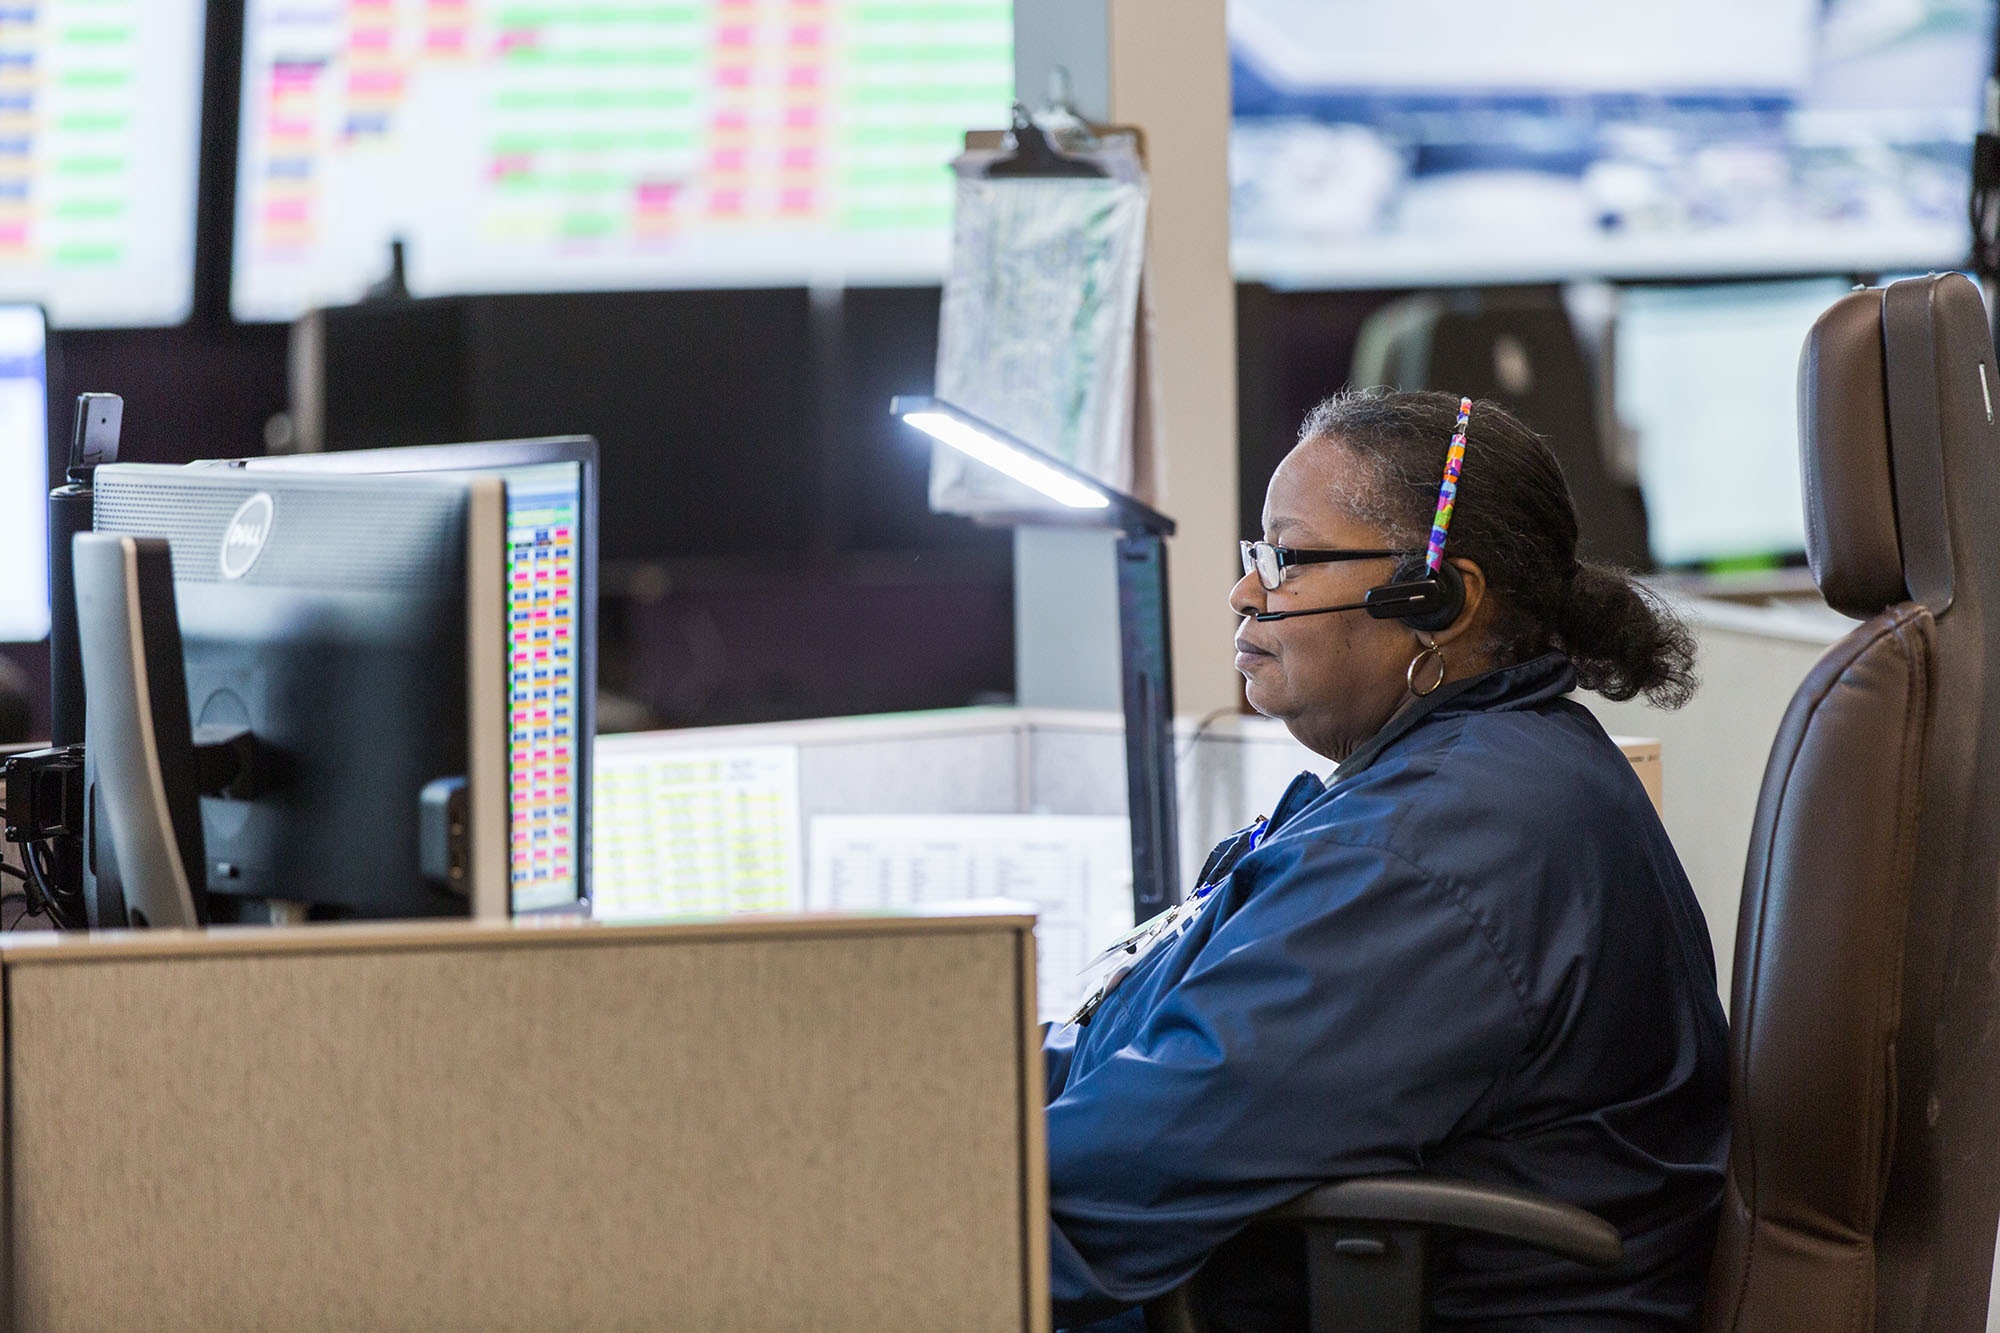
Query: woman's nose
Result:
<box><xmin>1229</xmin><ymin>569</ymin><xmax>1267</xmax><ymax>618</ymax></box>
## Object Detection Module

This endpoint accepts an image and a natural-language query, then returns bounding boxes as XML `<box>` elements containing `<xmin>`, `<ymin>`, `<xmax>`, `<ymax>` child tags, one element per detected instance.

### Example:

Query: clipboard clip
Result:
<box><xmin>984</xmin><ymin>102</ymin><xmax>1108</xmax><ymax>180</ymax></box>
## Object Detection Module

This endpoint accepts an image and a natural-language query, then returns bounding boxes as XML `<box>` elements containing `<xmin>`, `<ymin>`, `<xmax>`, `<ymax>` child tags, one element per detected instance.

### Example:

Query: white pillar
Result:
<box><xmin>1009</xmin><ymin>0</ymin><xmax>1241</xmax><ymax>716</ymax></box>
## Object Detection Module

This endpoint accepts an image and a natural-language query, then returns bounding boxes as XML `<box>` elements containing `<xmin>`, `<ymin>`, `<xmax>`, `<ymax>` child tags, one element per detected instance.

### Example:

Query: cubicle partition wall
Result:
<box><xmin>595</xmin><ymin>706</ymin><xmax>1348</xmax><ymax>916</ymax></box>
<box><xmin>595</xmin><ymin>705</ymin><xmax>1661</xmax><ymax>900</ymax></box>
<box><xmin>592</xmin><ymin>708</ymin><xmax>1661</xmax><ymax>1022</ymax></box>
<box><xmin>0</xmin><ymin>914</ymin><xmax>1049</xmax><ymax>1332</ymax></box>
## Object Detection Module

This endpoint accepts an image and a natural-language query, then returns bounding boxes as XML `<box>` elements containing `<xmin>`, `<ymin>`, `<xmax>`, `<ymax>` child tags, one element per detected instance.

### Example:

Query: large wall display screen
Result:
<box><xmin>0</xmin><ymin>1</ymin><xmax>206</xmax><ymax>326</ymax></box>
<box><xmin>233</xmin><ymin>0</ymin><xmax>1013</xmax><ymax>322</ymax></box>
<box><xmin>1229</xmin><ymin>0</ymin><xmax>1994</xmax><ymax>287</ymax></box>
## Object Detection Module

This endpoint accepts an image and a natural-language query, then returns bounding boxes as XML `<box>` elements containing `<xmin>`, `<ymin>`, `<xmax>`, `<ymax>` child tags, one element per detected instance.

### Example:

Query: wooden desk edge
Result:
<box><xmin>0</xmin><ymin>909</ymin><xmax>1040</xmax><ymax>968</ymax></box>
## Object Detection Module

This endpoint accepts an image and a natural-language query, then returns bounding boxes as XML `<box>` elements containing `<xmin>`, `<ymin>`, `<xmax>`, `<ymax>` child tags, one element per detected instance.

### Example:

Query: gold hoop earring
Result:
<box><xmin>1406</xmin><ymin>640</ymin><xmax>1446</xmax><ymax>697</ymax></box>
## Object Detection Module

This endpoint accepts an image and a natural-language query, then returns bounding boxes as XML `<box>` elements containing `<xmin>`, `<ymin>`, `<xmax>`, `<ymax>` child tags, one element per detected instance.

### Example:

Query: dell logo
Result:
<box><xmin>219</xmin><ymin>492</ymin><xmax>274</xmax><ymax>579</ymax></box>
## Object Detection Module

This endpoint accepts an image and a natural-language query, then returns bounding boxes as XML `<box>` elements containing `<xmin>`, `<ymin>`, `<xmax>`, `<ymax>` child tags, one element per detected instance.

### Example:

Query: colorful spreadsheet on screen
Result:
<box><xmin>503</xmin><ymin>462</ymin><xmax>581</xmax><ymax>912</ymax></box>
<box><xmin>233</xmin><ymin>0</ymin><xmax>1013</xmax><ymax>321</ymax></box>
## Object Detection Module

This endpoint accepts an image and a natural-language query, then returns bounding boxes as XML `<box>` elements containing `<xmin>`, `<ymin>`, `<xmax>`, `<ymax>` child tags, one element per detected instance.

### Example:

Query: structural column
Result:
<box><xmin>1010</xmin><ymin>0</ymin><xmax>1241</xmax><ymax>718</ymax></box>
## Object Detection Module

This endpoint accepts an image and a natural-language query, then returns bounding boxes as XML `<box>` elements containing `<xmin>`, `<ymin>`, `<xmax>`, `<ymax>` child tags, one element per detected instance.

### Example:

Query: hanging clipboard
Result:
<box><xmin>929</xmin><ymin>113</ymin><xmax>1163</xmax><ymax>523</ymax></box>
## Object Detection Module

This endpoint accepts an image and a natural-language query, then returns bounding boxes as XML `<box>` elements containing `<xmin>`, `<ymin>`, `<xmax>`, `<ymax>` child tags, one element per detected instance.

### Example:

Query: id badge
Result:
<box><xmin>1069</xmin><ymin>885</ymin><xmax>1222</xmax><ymax>1026</ymax></box>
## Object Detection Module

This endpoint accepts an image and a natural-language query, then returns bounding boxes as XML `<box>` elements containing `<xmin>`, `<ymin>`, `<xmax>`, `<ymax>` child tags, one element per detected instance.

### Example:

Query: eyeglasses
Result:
<box><xmin>1240</xmin><ymin>541</ymin><xmax>1404</xmax><ymax>592</ymax></box>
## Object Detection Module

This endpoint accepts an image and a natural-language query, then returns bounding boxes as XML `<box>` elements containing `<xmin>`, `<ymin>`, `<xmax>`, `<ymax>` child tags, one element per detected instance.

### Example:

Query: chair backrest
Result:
<box><xmin>1705</xmin><ymin>273</ymin><xmax>2000</xmax><ymax>1333</ymax></box>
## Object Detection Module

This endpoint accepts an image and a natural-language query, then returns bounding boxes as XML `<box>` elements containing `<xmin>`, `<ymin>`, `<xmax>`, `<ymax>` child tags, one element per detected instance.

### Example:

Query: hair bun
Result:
<box><xmin>1554</xmin><ymin>564</ymin><xmax>1697</xmax><ymax>708</ymax></box>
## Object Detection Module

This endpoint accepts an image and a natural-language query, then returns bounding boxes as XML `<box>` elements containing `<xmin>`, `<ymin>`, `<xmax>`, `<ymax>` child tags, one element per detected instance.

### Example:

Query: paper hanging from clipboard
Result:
<box><xmin>929</xmin><ymin>123</ymin><xmax>1163</xmax><ymax>520</ymax></box>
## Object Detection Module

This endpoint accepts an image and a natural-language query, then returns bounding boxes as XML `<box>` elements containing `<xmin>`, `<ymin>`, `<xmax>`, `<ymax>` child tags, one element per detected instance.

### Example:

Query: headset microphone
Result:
<box><xmin>1248</xmin><ymin>559</ymin><xmax>1464</xmax><ymax>630</ymax></box>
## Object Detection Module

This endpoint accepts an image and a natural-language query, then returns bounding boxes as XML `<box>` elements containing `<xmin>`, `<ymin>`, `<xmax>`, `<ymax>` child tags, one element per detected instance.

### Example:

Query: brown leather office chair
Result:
<box><xmin>1706</xmin><ymin>273</ymin><xmax>2000</xmax><ymax>1331</ymax></box>
<box><xmin>1150</xmin><ymin>273</ymin><xmax>2000</xmax><ymax>1333</ymax></box>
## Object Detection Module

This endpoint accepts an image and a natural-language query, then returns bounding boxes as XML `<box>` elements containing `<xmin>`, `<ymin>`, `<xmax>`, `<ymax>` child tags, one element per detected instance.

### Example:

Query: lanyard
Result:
<box><xmin>1067</xmin><ymin>817</ymin><xmax>1267</xmax><ymax>1027</ymax></box>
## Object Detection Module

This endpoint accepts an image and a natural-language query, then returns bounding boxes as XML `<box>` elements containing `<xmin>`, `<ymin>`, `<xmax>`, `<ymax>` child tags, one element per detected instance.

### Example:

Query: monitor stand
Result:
<box><xmin>73</xmin><ymin>533</ymin><xmax>209</xmax><ymax>929</ymax></box>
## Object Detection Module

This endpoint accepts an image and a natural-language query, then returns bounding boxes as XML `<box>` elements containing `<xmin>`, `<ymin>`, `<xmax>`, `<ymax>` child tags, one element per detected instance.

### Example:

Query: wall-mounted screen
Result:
<box><xmin>0</xmin><ymin>2</ymin><xmax>205</xmax><ymax>327</ymax></box>
<box><xmin>1230</xmin><ymin>0</ymin><xmax>1993</xmax><ymax>288</ymax></box>
<box><xmin>1614</xmin><ymin>277</ymin><xmax>1851</xmax><ymax>569</ymax></box>
<box><xmin>232</xmin><ymin>0</ymin><xmax>1013</xmax><ymax>322</ymax></box>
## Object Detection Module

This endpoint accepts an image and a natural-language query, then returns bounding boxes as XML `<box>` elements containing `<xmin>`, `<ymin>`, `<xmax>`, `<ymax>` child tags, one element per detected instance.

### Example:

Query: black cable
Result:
<box><xmin>1174</xmin><ymin>706</ymin><xmax>1240</xmax><ymax>769</ymax></box>
<box><xmin>38</xmin><ymin>840</ymin><xmax>87</xmax><ymax>929</ymax></box>
<box><xmin>20</xmin><ymin>838</ymin><xmax>55</xmax><ymax>923</ymax></box>
<box><xmin>0</xmin><ymin>860</ymin><xmax>24</xmax><ymax>881</ymax></box>
<box><xmin>22</xmin><ymin>839</ymin><xmax>79</xmax><ymax>931</ymax></box>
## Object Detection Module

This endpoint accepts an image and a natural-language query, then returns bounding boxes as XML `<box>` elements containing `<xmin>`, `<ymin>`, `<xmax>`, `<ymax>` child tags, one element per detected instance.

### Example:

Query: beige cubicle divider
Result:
<box><xmin>594</xmin><ymin>707</ymin><xmax>1672</xmax><ymax>924</ymax></box>
<box><xmin>0</xmin><ymin>912</ymin><xmax>1049</xmax><ymax>1333</ymax></box>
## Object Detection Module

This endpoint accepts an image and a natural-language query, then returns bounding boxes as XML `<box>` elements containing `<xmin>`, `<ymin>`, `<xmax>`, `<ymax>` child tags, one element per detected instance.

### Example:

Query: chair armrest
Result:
<box><xmin>1267</xmin><ymin>1173</ymin><xmax>1622</xmax><ymax>1268</ymax></box>
<box><xmin>1143</xmin><ymin>1175</ymin><xmax>1622</xmax><ymax>1333</ymax></box>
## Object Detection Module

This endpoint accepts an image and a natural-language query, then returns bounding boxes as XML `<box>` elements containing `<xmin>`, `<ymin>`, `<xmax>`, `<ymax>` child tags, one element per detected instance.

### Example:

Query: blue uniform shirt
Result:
<box><xmin>1045</xmin><ymin>652</ymin><xmax>1729</xmax><ymax>1331</ymax></box>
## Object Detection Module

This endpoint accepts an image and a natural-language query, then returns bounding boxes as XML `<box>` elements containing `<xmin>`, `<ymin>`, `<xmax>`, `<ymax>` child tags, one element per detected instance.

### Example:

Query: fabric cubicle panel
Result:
<box><xmin>0</xmin><ymin>915</ymin><xmax>1047</xmax><ymax>1332</ymax></box>
<box><xmin>609</xmin><ymin>706</ymin><xmax>1664</xmax><ymax>902</ymax></box>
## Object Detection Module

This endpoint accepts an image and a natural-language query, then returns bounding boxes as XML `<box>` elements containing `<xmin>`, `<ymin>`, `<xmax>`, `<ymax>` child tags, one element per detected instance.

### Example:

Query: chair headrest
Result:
<box><xmin>1799</xmin><ymin>287</ymin><xmax>1904</xmax><ymax>618</ymax></box>
<box><xmin>1799</xmin><ymin>274</ymin><xmax>1990</xmax><ymax>619</ymax></box>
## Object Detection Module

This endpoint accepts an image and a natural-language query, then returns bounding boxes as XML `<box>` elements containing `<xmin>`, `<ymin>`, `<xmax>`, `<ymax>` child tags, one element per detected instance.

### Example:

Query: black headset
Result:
<box><xmin>1246</xmin><ymin>556</ymin><xmax>1465</xmax><ymax>632</ymax></box>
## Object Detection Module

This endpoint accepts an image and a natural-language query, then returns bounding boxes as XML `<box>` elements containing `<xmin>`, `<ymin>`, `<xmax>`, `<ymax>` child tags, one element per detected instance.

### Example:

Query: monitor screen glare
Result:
<box><xmin>0</xmin><ymin>305</ymin><xmax>46</xmax><ymax>640</ymax></box>
<box><xmin>231</xmin><ymin>0</ymin><xmax>1013</xmax><ymax>321</ymax></box>
<box><xmin>1230</xmin><ymin>0</ymin><xmax>1994</xmax><ymax>286</ymax></box>
<box><xmin>0</xmin><ymin>1</ymin><xmax>206</xmax><ymax>326</ymax></box>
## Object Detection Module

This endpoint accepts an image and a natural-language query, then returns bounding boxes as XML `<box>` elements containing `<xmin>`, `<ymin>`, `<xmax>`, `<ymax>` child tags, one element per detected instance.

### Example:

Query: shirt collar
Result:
<box><xmin>1330</xmin><ymin>651</ymin><xmax>1578</xmax><ymax>785</ymax></box>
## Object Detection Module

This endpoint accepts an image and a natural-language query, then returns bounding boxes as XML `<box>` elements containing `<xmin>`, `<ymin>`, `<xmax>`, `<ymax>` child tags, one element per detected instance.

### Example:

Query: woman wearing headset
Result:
<box><xmin>1046</xmin><ymin>391</ymin><xmax>1728</xmax><ymax>1331</ymax></box>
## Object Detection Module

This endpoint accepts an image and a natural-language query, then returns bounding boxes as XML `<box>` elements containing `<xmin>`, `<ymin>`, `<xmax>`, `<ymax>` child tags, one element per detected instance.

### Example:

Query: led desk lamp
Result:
<box><xmin>892</xmin><ymin>396</ymin><xmax>1180</xmax><ymax>918</ymax></box>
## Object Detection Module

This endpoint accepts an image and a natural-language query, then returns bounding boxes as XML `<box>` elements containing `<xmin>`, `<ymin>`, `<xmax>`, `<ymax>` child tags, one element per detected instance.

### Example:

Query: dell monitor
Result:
<box><xmin>212</xmin><ymin>437</ymin><xmax>597</xmax><ymax>917</ymax></box>
<box><xmin>86</xmin><ymin>465</ymin><xmax>511</xmax><ymax>924</ymax></box>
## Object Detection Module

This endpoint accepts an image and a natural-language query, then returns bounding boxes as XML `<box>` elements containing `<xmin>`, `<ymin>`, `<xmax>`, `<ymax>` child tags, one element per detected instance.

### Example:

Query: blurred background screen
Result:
<box><xmin>1229</xmin><ymin>0</ymin><xmax>1996</xmax><ymax>287</ymax></box>
<box><xmin>231</xmin><ymin>0</ymin><xmax>1014</xmax><ymax>321</ymax></box>
<box><xmin>0</xmin><ymin>0</ymin><xmax>206</xmax><ymax>327</ymax></box>
<box><xmin>0</xmin><ymin>305</ymin><xmax>46</xmax><ymax>641</ymax></box>
<box><xmin>1612</xmin><ymin>276</ymin><xmax>1852</xmax><ymax>568</ymax></box>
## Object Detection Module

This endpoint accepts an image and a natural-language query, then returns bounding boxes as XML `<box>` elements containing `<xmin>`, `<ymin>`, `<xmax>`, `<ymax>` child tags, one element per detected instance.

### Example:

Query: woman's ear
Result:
<box><xmin>1427</xmin><ymin>557</ymin><xmax>1488</xmax><ymax>648</ymax></box>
